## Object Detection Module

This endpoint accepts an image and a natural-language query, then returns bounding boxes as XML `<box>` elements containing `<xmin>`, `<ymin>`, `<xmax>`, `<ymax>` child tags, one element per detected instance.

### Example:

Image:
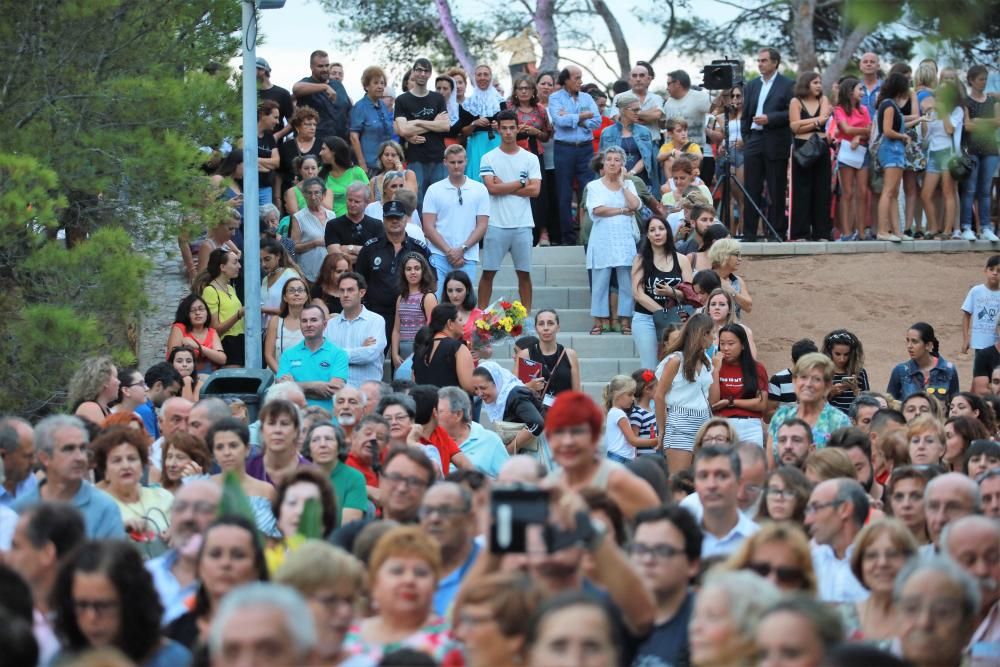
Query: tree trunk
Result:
<box><xmin>534</xmin><ymin>0</ymin><xmax>559</xmax><ymax>71</ymax></box>
<box><xmin>790</xmin><ymin>0</ymin><xmax>819</xmax><ymax>73</ymax></box>
<box><xmin>589</xmin><ymin>0</ymin><xmax>630</xmax><ymax>79</ymax></box>
<box><xmin>433</xmin><ymin>0</ymin><xmax>476</xmax><ymax>73</ymax></box>
<box><xmin>822</xmin><ymin>23</ymin><xmax>871</xmax><ymax>89</ymax></box>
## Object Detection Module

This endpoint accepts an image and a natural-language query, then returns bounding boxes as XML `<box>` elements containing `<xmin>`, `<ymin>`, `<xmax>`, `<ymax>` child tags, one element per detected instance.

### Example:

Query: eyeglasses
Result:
<box><xmin>285</xmin><ymin>287</ymin><xmax>308</xmax><ymax>294</ymax></box>
<box><xmin>74</xmin><ymin>598</ymin><xmax>120</xmax><ymax>617</ymax></box>
<box><xmin>743</xmin><ymin>483</ymin><xmax>763</xmax><ymax>497</ymax></box>
<box><xmin>383</xmin><ymin>472</ymin><xmax>429</xmax><ymax>489</ymax></box>
<box><xmin>766</xmin><ymin>487</ymin><xmax>796</xmax><ymax>500</ymax></box>
<box><xmin>628</xmin><ymin>543</ymin><xmax>686</xmax><ymax>560</ymax></box>
<box><xmin>418</xmin><ymin>504</ymin><xmax>467</xmax><ymax>520</ymax></box>
<box><xmin>383</xmin><ymin>414</ymin><xmax>411</xmax><ymax>423</ymax></box>
<box><xmin>746</xmin><ymin>562</ymin><xmax>806</xmax><ymax>585</ymax></box>
<box><xmin>123</xmin><ymin>381</ymin><xmax>147</xmax><ymax>389</ymax></box>
<box><xmin>173</xmin><ymin>500</ymin><xmax>218</xmax><ymax>515</ymax></box>
<box><xmin>413</xmin><ymin>67</ymin><xmax>431</xmax><ymax>74</ymax></box>
<box><xmin>304</xmin><ymin>190</ymin><xmax>324</xmax><ymax>198</ymax></box>
<box><xmin>626</xmin><ymin>107</ymin><xmax>641</xmax><ymax>113</ymax></box>
<box><xmin>804</xmin><ymin>499</ymin><xmax>843</xmax><ymax>515</ymax></box>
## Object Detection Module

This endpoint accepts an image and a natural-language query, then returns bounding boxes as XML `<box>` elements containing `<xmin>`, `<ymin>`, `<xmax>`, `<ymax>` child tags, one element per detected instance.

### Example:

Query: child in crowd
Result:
<box><xmin>660</xmin><ymin>155</ymin><xmax>713</xmax><ymax>210</ymax></box>
<box><xmin>961</xmin><ymin>254</ymin><xmax>1000</xmax><ymax>354</ymax></box>
<box><xmin>657</xmin><ymin>117</ymin><xmax>703</xmax><ymax>173</ymax></box>
<box><xmin>823</xmin><ymin>329</ymin><xmax>871</xmax><ymax>416</ymax></box>
<box><xmin>603</xmin><ymin>375</ymin><xmax>657</xmax><ymax>463</ymax></box>
<box><xmin>392</xmin><ymin>252</ymin><xmax>438</xmax><ymax>380</ymax></box>
<box><xmin>629</xmin><ymin>369</ymin><xmax>659</xmax><ymax>456</ymax></box>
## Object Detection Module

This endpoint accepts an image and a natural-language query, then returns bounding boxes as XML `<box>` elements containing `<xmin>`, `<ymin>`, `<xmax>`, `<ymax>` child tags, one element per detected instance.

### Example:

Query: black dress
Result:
<box><xmin>413</xmin><ymin>337</ymin><xmax>463</xmax><ymax>388</ymax></box>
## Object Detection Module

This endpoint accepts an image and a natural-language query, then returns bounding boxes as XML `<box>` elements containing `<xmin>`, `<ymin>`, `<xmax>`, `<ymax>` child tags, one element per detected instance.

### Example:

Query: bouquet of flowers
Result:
<box><xmin>473</xmin><ymin>299</ymin><xmax>528</xmax><ymax>348</ymax></box>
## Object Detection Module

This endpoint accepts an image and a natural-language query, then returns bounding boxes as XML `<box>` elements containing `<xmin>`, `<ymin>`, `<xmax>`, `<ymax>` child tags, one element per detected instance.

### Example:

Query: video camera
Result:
<box><xmin>701</xmin><ymin>58</ymin><xmax>744</xmax><ymax>91</ymax></box>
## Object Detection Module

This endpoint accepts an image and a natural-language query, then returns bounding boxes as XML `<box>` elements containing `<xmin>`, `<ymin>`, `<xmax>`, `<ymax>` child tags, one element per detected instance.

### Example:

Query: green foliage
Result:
<box><xmin>219</xmin><ymin>471</ymin><xmax>261</xmax><ymax>535</ymax></box>
<box><xmin>297</xmin><ymin>498</ymin><xmax>324</xmax><ymax>539</ymax></box>
<box><xmin>0</xmin><ymin>0</ymin><xmax>242</xmax><ymax>416</ymax></box>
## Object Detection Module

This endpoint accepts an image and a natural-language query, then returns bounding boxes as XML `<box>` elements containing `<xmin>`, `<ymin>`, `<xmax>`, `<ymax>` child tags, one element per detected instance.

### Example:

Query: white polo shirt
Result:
<box><xmin>422</xmin><ymin>176</ymin><xmax>490</xmax><ymax>261</ymax></box>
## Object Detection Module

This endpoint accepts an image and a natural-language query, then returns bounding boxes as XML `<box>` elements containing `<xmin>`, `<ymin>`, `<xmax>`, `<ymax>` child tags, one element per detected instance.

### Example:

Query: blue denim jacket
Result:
<box><xmin>886</xmin><ymin>356</ymin><xmax>960</xmax><ymax>402</ymax></box>
<box><xmin>349</xmin><ymin>96</ymin><xmax>393</xmax><ymax>167</ymax></box>
<box><xmin>599</xmin><ymin>122</ymin><xmax>660</xmax><ymax>190</ymax></box>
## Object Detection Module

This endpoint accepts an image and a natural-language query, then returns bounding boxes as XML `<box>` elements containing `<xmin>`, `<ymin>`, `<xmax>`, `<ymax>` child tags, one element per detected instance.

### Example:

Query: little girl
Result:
<box><xmin>603</xmin><ymin>375</ymin><xmax>657</xmax><ymax>463</ymax></box>
<box><xmin>629</xmin><ymin>369</ymin><xmax>659</xmax><ymax>457</ymax></box>
<box><xmin>392</xmin><ymin>252</ymin><xmax>438</xmax><ymax>380</ymax></box>
<box><xmin>822</xmin><ymin>329</ymin><xmax>870</xmax><ymax>416</ymax></box>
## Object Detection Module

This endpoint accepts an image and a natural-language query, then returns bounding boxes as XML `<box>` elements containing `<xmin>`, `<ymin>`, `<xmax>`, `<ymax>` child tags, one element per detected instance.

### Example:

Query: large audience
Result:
<box><xmin>0</xmin><ymin>45</ymin><xmax>998</xmax><ymax>667</ymax></box>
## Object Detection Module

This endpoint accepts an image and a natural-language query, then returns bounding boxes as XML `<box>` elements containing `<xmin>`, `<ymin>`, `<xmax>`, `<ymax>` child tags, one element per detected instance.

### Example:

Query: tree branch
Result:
<box><xmin>557</xmin><ymin>54</ymin><xmax>605</xmax><ymax>85</ymax></box>
<box><xmin>647</xmin><ymin>0</ymin><xmax>677</xmax><ymax>65</ymax></box>
<box><xmin>588</xmin><ymin>0</ymin><xmax>630</xmax><ymax>78</ymax></box>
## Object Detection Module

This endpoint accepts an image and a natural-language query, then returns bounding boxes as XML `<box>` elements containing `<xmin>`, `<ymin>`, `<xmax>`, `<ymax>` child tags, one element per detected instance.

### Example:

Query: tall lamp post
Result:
<box><xmin>241</xmin><ymin>0</ymin><xmax>285</xmax><ymax>369</ymax></box>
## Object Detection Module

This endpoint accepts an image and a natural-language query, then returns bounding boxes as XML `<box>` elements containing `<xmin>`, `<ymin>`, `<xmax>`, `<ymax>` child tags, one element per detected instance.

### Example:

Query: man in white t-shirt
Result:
<box><xmin>422</xmin><ymin>145</ymin><xmax>490</xmax><ymax>299</ymax></box>
<box><xmin>478</xmin><ymin>109</ymin><xmax>541</xmax><ymax>311</ymax></box>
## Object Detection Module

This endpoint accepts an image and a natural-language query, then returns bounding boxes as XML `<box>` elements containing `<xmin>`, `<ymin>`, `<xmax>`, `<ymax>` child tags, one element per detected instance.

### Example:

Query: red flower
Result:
<box><xmin>641</xmin><ymin>369</ymin><xmax>655</xmax><ymax>383</ymax></box>
<box><xmin>500</xmin><ymin>301</ymin><xmax>512</xmax><ymax>310</ymax></box>
<box><xmin>511</xmin><ymin>324</ymin><xmax>523</xmax><ymax>336</ymax></box>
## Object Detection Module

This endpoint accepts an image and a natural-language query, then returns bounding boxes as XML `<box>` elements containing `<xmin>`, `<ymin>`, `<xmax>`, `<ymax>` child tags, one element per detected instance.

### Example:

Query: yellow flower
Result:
<box><xmin>475</xmin><ymin>319</ymin><xmax>488</xmax><ymax>329</ymax></box>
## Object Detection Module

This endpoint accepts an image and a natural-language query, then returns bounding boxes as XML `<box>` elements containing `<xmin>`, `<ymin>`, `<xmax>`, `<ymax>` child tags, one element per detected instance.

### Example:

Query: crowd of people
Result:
<box><xmin>0</xmin><ymin>47</ymin><xmax>999</xmax><ymax>667</ymax></box>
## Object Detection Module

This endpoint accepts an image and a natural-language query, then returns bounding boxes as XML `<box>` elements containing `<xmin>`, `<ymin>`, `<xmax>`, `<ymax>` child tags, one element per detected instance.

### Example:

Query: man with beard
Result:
<box><xmin>293</xmin><ymin>50</ymin><xmax>351</xmax><ymax>142</ymax></box>
<box><xmin>804</xmin><ymin>478</ymin><xmax>869</xmax><ymax>602</ymax></box>
<box><xmin>942</xmin><ymin>515</ymin><xmax>1000</xmax><ymax>660</ymax></box>
<box><xmin>419</xmin><ymin>481</ymin><xmax>479</xmax><ymax>615</ymax></box>
<box><xmin>332</xmin><ymin>385</ymin><xmax>365</xmax><ymax>442</ymax></box>
<box><xmin>344</xmin><ymin>414</ymin><xmax>390</xmax><ymax>504</ymax></box>
<box><xmin>13</xmin><ymin>415</ymin><xmax>123</xmax><ymax>539</ymax></box>
<box><xmin>775</xmin><ymin>418</ymin><xmax>814</xmax><ymax>470</ymax></box>
<box><xmin>828</xmin><ymin>426</ymin><xmax>884</xmax><ymax>504</ymax></box>
<box><xmin>145</xmin><ymin>480</ymin><xmax>221</xmax><ymax>624</ymax></box>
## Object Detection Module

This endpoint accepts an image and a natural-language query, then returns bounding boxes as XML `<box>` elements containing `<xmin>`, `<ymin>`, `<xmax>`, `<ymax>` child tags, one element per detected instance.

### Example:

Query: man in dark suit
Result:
<box><xmin>741</xmin><ymin>48</ymin><xmax>794</xmax><ymax>241</ymax></box>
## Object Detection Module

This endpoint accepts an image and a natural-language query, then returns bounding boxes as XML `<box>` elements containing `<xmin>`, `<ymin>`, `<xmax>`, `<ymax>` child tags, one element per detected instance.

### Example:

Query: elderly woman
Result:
<box><xmin>274</xmin><ymin>540</ymin><xmax>368</xmax><ymax>666</ymax></box>
<box><xmin>692</xmin><ymin>417</ymin><xmax>740</xmax><ymax>451</ymax></box>
<box><xmin>453</xmin><ymin>571</ymin><xmax>543</xmax><ymax>667</ymax></box>
<box><xmin>688</xmin><ymin>569</ymin><xmax>782</xmax><ymax>667</ymax></box>
<box><xmin>755</xmin><ymin>596</ymin><xmax>844</xmax><ymax>667</ymax></box>
<box><xmin>544</xmin><ymin>391</ymin><xmax>660</xmax><ymax>520</ymax></box>
<box><xmin>51</xmin><ymin>540</ymin><xmax>191</xmax><ymax>666</ymax></box>
<box><xmin>462</xmin><ymin>64</ymin><xmax>505</xmax><ymax>181</ymax></box>
<box><xmin>343</xmin><ymin>525</ymin><xmax>450</xmax><ymax>661</ymax></box>
<box><xmin>165</xmin><ymin>515</ymin><xmax>270</xmax><ymax>650</ymax></box>
<box><xmin>759</xmin><ymin>466</ymin><xmax>812</xmax><ymax>523</ymax></box>
<box><xmin>600</xmin><ymin>92</ymin><xmax>658</xmax><ymax>187</ymax></box>
<box><xmin>283</xmin><ymin>154</ymin><xmax>321</xmax><ymax>216</ymax></box>
<box><xmin>526</xmin><ymin>592</ymin><xmax>620</xmax><ymax>667</ymax></box>
<box><xmin>473</xmin><ymin>362</ymin><xmax>545</xmax><ymax>456</ymax></box>
<box><xmin>838</xmin><ymin>518</ymin><xmax>919</xmax><ymax>646</ymax></box>
<box><xmin>906</xmin><ymin>414</ymin><xmax>947</xmax><ymax>466</ymax></box>
<box><xmin>724</xmin><ymin>522</ymin><xmax>817</xmax><ymax>594</ymax></box>
<box><xmin>586</xmin><ymin>145</ymin><xmax>641</xmax><ymax>335</ymax></box>
<box><xmin>68</xmin><ymin>356</ymin><xmax>120</xmax><ymax>424</ymax></box>
<box><xmin>305</xmin><ymin>421</ymin><xmax>368</xmax><ymax>526</ymax></box>
<box><xmin>707</xmin><ymin>238</ymin><xmax>752</xmax><ymax>317</ymax></box>
<box><xmin>91</xmin><ymin>427</ymin><xmax>173</xmax><ymax>536</ymax></box>
<box><xmin>350</xmin><ymin>65</ymin><xmax>393</xmax><ymax>174</ymax></box>
<box><xmin>160</xmin><ymin>432</ymin><xmax>212</xmax><ymax>494</ymax></box>
<box><xmin>895</xmin><ymin>556</ymin><xmax>981</xmax><ymax>667</ymax></box>
<box><xmin>768</xmin><ymin>352</ymin><xmax>853</xmax><ymax>461</ymax></box>
<box><xmin>290</xmin><ymin>176</ymin><xmax>334</xmax><ymax>282</ymax></box>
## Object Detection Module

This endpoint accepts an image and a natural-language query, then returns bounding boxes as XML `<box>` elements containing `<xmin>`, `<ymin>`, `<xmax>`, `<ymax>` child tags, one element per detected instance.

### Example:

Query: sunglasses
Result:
<box><xmin>747</xmin><ymin>562</ymin><xmax>806</xmax><ymax>585</ymax></box>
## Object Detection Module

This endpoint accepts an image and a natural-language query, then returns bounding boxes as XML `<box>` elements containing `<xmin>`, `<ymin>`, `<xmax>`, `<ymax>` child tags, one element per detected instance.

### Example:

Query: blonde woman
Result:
<box><xmin>68</xmin><ymin>356</ymin><xmax>120</xmax><ymax>424</ymax></box>
<box><xmin>723</xmin><ymin>521</ymin><xmax>818</xmax><ymax>595</ymax></box>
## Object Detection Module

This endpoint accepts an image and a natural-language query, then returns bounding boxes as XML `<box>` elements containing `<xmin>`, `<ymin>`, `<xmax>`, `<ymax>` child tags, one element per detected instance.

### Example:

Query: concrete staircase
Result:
<box><xmin>488</xmin><ymin>245</ymin><xmax>642</xmax><ymax>402</ymax></box>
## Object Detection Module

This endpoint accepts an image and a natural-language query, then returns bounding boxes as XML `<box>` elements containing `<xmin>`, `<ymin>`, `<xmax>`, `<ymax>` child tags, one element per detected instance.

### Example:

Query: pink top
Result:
<box><xmin>398</xmin><ymin>291</ymin><xmax>428</xmax><ymax>343</ymax></box>
<box><xmin>833</xmin><ymin>105</ymin><xmax>872</xmax><ymax>142</ymax></box>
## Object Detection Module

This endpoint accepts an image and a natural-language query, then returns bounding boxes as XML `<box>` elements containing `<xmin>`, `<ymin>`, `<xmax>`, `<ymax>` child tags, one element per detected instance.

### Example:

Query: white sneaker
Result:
<box><xmin>961</xmin><ymin>229</ymin><xmax>978</xmax><ymax>241</ymax></box>
<box><xmin>982</xmin><ymin>230</ymin><xmax>1000</xmax><ymax>242</ymax></box>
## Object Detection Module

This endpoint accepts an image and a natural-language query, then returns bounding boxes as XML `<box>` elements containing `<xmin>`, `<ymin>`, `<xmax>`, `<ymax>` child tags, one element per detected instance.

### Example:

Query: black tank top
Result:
<box><xmin>413</xmin><ymin>337</ymin><xmax>463</xmax><ymax>388</ymax></box>
<box><xmin>528</xmin><ymin>343</ymin><xmax>572</xmax><ymax>396</ymax></box>
<box><xmin>635</xmin><ymin>255</ymin><xmax>682</xmax><ymax>315</ymax></box>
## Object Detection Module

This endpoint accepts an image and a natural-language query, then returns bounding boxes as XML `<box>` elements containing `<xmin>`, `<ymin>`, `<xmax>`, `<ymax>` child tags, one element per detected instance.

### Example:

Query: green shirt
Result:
<box><xmin>329</xmin><ymin>461</ymin><xmax>368</xmax><ymax>526</ymax></box>
<box><xmin>325</xmin><ymin>166</ymin><xmax>369</xmax><ymax>217</ymax></box>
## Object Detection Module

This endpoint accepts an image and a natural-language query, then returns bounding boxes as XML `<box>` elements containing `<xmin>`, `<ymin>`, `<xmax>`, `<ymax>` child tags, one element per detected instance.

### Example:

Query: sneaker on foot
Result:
<box><xmin>863</xmin><ymin>228</ymin><xmax>875</xmax><ymax>240</ymax></box>
<box><xmin>982</xmin><ymin>230</ymin><xmax>999</xmax><ymax>242</ymax></box>
<box><xmin>961</xmin><ymin>229</ymin><xmax>977</xmax><ymax>241</ymax></box>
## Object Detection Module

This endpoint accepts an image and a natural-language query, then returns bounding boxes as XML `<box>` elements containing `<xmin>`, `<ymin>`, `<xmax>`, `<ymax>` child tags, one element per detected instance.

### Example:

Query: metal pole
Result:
<box><xmin>241</xmin><ymin>0</ymin><xmax>262</xmax><ymax>369</ymax></box>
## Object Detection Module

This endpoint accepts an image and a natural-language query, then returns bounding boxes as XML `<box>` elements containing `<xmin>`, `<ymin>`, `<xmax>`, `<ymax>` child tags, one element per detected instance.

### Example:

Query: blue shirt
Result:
<box><xmin>458</xmin><ymin>422</ymin><xmax>509</xmax><ymax>479</ymax></box>
<box><xmin>860</xmin><ymin>79</ymin><xmax>881</xmax><ymax>121</ymax></box>
<box><xmin>548</xmin><ymin>89</ymin><xmax>601</xmax><ymax>143</ymax></box>
<box><xmin>135</xmin><ymin>399</ymin><xmax>160</xmax><ymax>439</ymax></box>
<box><xmin>277</xmin><ymin>339</ymin><xmax>350</xmax><ymax>410</ymax></box>
<box><xmin>14</xmin><ymin>481</ymin><xmax>125</xmax><ymax>539</ymax></box>
<box><xmin>0</xmin><ymin>474</ymin><xmax>38</xmax><ymax>509</ymax></box>
<box><xmin>146</xmin><ymin>550</ymin><xmax>198</xmax><ymax>626</ymax></box>
<box><xmin>350</xmin><ymin>96</ymin><xmax>394</xmax><ymax>167</ymax></box>
<box><xmin>433</xmin><ymin>540</ymin><xmax>480</xmax><ymax>617</ymax></box>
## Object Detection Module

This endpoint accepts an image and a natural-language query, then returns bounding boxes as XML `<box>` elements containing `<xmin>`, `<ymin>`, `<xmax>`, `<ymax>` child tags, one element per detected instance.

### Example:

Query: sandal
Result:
<box><xmin>620</xmin><ymin>319</ymin><xmax>632</xmax><ymax>335</ymax></box>
<box><xmin>590</xmin><ymin>323</ymin><xmax>604</xmax><ymax>336</ymax></box>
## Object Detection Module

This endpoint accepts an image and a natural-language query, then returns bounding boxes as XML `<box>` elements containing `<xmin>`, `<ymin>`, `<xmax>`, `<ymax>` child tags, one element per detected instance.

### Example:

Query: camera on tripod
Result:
<box><xmin>701</xmin><ymin>58</ymin><xmax>744</xmax><ymax>91</ymax></box>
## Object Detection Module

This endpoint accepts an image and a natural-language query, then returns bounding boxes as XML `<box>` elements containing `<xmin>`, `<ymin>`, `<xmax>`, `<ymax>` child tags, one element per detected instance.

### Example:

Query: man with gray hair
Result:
<box><xmin>848</xmin><ymin>394</ymin><xmax>883</xmax><ymax>434</ymax></box>
<box><xmin>324</xmin><ymin>182</ymin><xmax>381</xmax><ymax>265</ymax></box>
<box><xmin>0</xmin><ymin>417</ymin><xmax>37</xmax><ymax>507</ymax></box>
<box><xmin>941</xmin><ymin>515</ymin><xmax>1000</xmax><ymax>658</ymax></box>
<box><xmin>13</xmin><ymin>415</ymin><xmax>124</xmax><ymax>539</ymax></box>
<box><xmin>437</xmin><ymin>386</ymin><xmax>508</xmax><ymax>478</ymax></box>
<box><xmin>924</xmin><ymin>472</ymin><xmax>981</xmax><ymax>553</ymax></box>
<box><xmin>360</xmin><ymin>380</ymin><xmax>389</xmax><ymax>416</ymax></box>
<box><xmin>149</xmin><ymin>396</ymin><xmax>193</xmax><ymax>473</ymax></box>
<box><xmin>805</xmin><ymin>478</ymin><xmax>869</xmax><ymax>602</ymax></box>
<box><xmin>209</xmin><ymin>582</ymin><xmax>316</xmax><ymax>667</ymax></box>
<box><xmin>332</xmin><ymin>384</ymin><xmax>365</xmax><ymax>441</ymax></box>
<box><xmin>188</xmin><ymin>397</ymin><xmax>231</xmax><ymax>443</ymax></box>
<box><xmin>420</xmin><ymin>481</ymin><xmax>480</xmax><ymax>615</ymax></box>
<box><xmin>895</xmin><ymin>556</ymin><xmax>981</xmax><ymax>667</ymax></box>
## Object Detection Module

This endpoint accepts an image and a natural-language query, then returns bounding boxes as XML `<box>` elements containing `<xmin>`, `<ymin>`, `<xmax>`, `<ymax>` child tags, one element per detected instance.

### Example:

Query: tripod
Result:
<box><xmin>712</xmin><ymin>108</ymin><xmax>782</xmax><ymax>242</ymax></box>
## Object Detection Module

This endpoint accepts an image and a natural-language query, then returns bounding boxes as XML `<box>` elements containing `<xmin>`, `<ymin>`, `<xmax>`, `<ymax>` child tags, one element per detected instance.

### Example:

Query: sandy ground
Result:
<box><xmin>739</xmin><ymin>252</ymin><xmax>989</xmax><ymax>393</ymax></box>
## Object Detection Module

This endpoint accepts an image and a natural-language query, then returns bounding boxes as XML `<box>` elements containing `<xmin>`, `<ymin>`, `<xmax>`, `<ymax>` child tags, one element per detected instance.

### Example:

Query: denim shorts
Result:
<box><xmin>926</xmin><ymin>147</ymin><xmax>953</xmax><ymax>174</ymax></box>
<box><xmin>878</xmin><ymin>138</ymin><xmax>905</xmax><ymax>169</ymax></box>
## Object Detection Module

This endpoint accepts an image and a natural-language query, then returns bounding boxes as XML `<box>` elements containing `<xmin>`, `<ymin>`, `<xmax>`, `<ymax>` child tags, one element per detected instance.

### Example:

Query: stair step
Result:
<box><xmin>489</xmin><ymin>264</ymin><xmax>589</xmax><ymax>288</ymax></box>
<box><xmin>496</xmin><ymin>356</ymin><xmax>642</xmax><ymax>382</ymax></box>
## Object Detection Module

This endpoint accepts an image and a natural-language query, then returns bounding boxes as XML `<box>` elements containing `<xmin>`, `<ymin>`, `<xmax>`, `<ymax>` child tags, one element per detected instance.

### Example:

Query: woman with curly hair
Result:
<box><xmin>68</xmin><ymin>356</ymin><xmax>120</xmax><ymax>425</ymax></box>
<box><xmin>822</xmin><ymin>329</ymin><xmax>871</xmax><ymax>416</ymax></box>
<box><xmin>91</xmin><ymin>427</ymin><xmax>173</xmax><ymax>536</ymax></box>
<box><xmin>948</xmin><ymin>391</ymin><xmax>996</xmax><ymax>434</ymax></box>
<box><xmin>51</xmin><ymin>540</ymin><xmax>191</xmax><ymax>666</ymax></box>
<box><xmin>165</xmin><ymin>293</ymin><xmax>227</xmax><ymax>374</ymax></box>
<box><xmin>943</xmin><ymin>415</ymin><xmax>990</xmax><ymax>472</ymax></box>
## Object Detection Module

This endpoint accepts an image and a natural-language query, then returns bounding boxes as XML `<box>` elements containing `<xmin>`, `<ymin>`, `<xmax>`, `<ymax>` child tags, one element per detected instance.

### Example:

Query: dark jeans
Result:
<box><xmin>790</xmin><ymin>138</ymin><xmax>832</xmax><ymax>240</ymax></box>
<box><xmin>532</xmin><ymin>161</ymin><xmax>562</xmax><ymax>245</ymax></box>
<box><xmin>554</xmin><ymin>141</ymin><xmax>596</xmax><ymax>244</ymax></box>
<box><xmin>743</xmin><ymin>141</ymin><xmax>789</xmax><ymax>240</ymax></box>
<box><xmin>410</xmin><ymin>161</ymin><xmax>448</xmax><ymax>209</ymax></box>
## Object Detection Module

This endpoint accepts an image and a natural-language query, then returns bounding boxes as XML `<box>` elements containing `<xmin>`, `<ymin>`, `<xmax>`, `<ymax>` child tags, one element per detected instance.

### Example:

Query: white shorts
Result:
<box><xmin>482</xmin><ymin>226</ymin><xmax>533</xmax><ymax>272</ymax></box>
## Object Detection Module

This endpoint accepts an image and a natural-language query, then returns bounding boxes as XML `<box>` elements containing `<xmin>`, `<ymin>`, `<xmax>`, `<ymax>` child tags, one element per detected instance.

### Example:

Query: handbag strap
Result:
<box><xmin>540</xmin><ymin>347</ymin><xmax>568</xmax><ymax>396</ymax></box>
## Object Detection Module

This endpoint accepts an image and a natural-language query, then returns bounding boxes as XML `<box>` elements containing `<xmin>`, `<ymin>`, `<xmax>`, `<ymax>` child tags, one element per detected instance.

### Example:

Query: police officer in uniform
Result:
<box><xmin>356</xmin><ymin>200</ymin><xmax>431</xmax><ymax>345</ymax></box>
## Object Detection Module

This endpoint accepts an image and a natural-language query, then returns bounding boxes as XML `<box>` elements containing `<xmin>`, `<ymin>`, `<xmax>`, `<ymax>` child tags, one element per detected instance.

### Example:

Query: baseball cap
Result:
<box><xmin>383</xmin><ymin>200</ymin><xmax>407</xmax><ymax>218</ymax></box>
<box><xmin>255</xmin><ymin>57</ymin><xmax>271</xmax><ymax>73</ymax></box>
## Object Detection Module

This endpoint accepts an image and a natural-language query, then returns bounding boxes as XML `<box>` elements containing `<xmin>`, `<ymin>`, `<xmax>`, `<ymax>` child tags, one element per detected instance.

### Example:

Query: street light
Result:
<box><xmin>241</xmin><ymin>0</ymin><xmax>285</xmax><ymax>369</ymax></box>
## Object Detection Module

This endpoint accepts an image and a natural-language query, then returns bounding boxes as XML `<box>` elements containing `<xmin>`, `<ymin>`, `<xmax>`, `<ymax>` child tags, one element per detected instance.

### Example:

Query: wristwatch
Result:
<box><xmin>519</xmin><ymin>177</ymin><xmax>527</xmax><ymax>188</ymax></box>
<box><xmin>727</xmin><ymin>397</ymin><xmax>735</xmax><ymax>408</ymax></box>
<box><xmin>460</xmin><ymin>244</ymin><xmax>468</xmax><ymax>252</ymax></box>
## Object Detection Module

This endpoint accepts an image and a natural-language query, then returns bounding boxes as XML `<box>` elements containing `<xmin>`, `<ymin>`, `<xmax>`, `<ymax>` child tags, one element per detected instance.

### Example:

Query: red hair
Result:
<box><xmin>545</xmin><ymin>391</ymin><xmax>603</xmax><ymax>437</ymax></box>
